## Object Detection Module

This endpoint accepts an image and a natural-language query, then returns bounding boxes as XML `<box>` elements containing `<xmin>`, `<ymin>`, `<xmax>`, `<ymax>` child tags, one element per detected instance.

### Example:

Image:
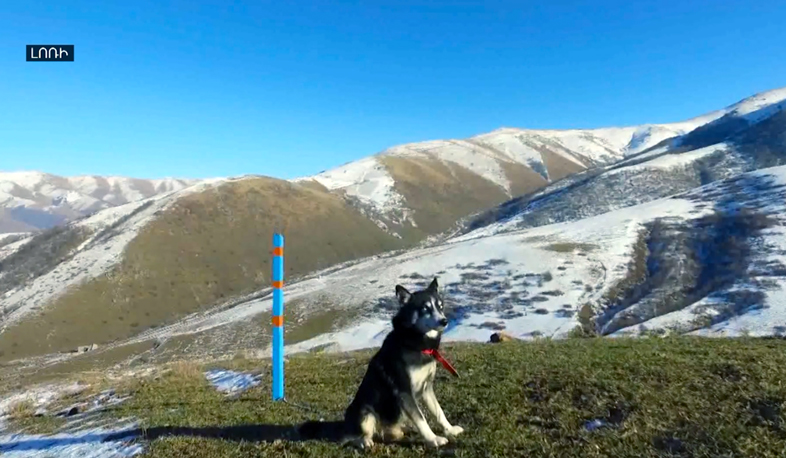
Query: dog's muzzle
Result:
<box><xmin>434</xmin><ymin>317</ymin><xmax>448</xmax><ymax>331</ymax></box>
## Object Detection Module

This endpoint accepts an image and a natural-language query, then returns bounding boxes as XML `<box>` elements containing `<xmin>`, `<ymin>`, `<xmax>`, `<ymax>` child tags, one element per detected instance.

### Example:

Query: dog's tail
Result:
<box><xmin>297</xmin><ymin>419</ymin><xmax>348</xmax><ymax>441</ymax></box>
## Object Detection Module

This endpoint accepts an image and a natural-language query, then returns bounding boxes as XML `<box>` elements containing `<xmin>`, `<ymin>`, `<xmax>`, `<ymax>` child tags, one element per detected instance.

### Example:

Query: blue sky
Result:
<box><xmin>2</xmin><ymin>1</ymin><xmax>785</xmax><ymax>179</ymax></box>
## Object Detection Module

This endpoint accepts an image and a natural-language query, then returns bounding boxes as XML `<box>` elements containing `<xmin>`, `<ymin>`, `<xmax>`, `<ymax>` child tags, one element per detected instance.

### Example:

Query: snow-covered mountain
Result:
<box><xmin>464</xmin><ymin>87</ymin><xmax>786</xmax><ymax>235</ymax></box>
<box><xmin>1</xmin><ymin>85</ymin><xmax>785</xmax><ymax>365</ymax></box>
<box><xmin>0</xmin><ymin>172</ymin><xmax>199</xmax><ymax>233</ymax></box>
<box><xmin>5</xmin><ymin>87</ymin><xmax>785</xmax><ymax>239</ymax></box>
<box><xmin>295</xmin><ymin>87</ymin><xmax>786</xmax><ymax>225</ymax></box>
<box><xmin>83</xmin><ymin>164</ymin><xmax>786</xmax><ymax>360</ymax></box>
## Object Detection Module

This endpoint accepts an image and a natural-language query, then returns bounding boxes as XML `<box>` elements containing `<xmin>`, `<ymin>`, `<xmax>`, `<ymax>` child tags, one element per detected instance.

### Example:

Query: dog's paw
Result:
<box><xmin>353</xmin><ymin>437</ymin><xmax>374</xmax><ymax>450</ymax></box>
<box><xmin>425</xmin><ymin>435</ymin><xmax>449</xmax><ymax>448</ymax></box>
<box><xmin>444</xmin><ymin>425</ymin><xmax>464</xmax><ymax>437</ymax></box>
<box><xmin>383</xmin><ymin>425</ymin><xmax>405</xmax><ymax>441</ymax></box>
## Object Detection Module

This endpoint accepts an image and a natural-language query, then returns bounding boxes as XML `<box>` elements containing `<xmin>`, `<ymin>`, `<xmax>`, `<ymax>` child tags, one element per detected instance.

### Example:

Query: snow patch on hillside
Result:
<box><xmin>604</xmin><ymin>143</ymin><xmax>729</xmax><ymax>178</ymax></box>
<box><xmin>727</xmin><ymin>87</ymin><xmax>786</xmax><ymax>122</ymax></box>
<box><xmin>0</xmin><ymin>235</ymin><xmax>32</xmax><ymax>263</ymax></box>
<box><xmin>204</xmin><ymin>370</ymin><xmax>261</xmax><ymax>395</ymax></box>
<box><xmin>120</xmin><ymin>183</ymin><xmax>715</xmax><ymax>354</ymax></box>
<box><xmin>0</xmin><ymin>178</ymin><xmax>228</xmax><ymax>327</ymax></box>
<box><xmin>388</xmin><ymin>140</ymin><xmax>512</xmax><ymax>192</ymax></box>
<box><xmin>0</xmin><ymin>382</ymin><xmax>142</xmax><ymax>458</ymax></box>
<box><xmin>295</xmin><ymin>157</ymin><xmax>406</xmax><ymax>213</ymax></box>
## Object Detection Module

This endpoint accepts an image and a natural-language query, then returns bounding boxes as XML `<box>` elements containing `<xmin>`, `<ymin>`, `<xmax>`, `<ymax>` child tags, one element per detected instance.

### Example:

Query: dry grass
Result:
<box><xmin>0</xmin><ymin>341</ymin><xmax>158</xmax><ymax>391</ymax></box>
<box><xmin>499</xmin><ymin>161</ymin><xmax>549</xmax><ymax>197</ymax></box>
<box><xmin>166</xmin><ymin>360</ymin><xmax>203</xmax><ymax>381</ymax></box>
<box><xmin>380</xmin><ymin>155</ymin><xmax>511</xmax><ymax>235</ymax></box>
<box><xmin>540</xmin><ymin>149</ymin><xmax>587</xmax><ymax>181</ymax></box>
<box><xmin>6</xmin><ymin>398</ymin><xmax>35</xmax><ymax>419</ymax></box>
<box><xmin>543</xmin><ymin>242</ymin><xmax>599</xmax><ymax>253</ymax></box>
<box><xmin>0</xmin><ymin>177</ymin><xmax>404</xmax><ymax>361</ymax></box>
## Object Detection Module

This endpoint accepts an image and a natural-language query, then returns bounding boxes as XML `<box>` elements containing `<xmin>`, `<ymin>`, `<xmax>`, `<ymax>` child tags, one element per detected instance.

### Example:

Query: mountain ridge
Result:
<box><xmin>6</xmin><ymin>86</ymin><xmax>785</xmax><ymax>235</ymax></box>
<box><xmin>1</xmin><ymin>85</ymin><xmax>785</xmax><ymax>364</ymax></box>
<box><xmin>0</xmin><ymin>171</ymin><xmax>199</xmax><ymax>233</ymax></box>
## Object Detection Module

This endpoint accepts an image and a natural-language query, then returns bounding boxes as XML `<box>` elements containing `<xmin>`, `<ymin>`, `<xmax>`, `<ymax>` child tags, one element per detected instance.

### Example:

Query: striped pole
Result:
<box><xmin>272</xmin><ymin>233</ymin><xmax>285</xmax><ymax>401</ymax></box>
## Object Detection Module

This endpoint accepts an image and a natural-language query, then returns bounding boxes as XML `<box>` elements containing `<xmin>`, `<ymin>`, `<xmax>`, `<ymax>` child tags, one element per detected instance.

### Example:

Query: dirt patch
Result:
<box><xmin>543</xmin><ymin>242</ymin><xmax>598</xmax><ymax>253</ymax></box>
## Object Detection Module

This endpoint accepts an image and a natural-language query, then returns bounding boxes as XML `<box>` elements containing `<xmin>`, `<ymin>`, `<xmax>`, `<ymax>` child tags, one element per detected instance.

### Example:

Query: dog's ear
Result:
<box><xmin>427</xmin><ymin>277</ymin><xmax>439</xmax><ymax>292</ymax></box>
<box><xmin>395</xmin><ymin>285</ymin><xmax>412</xmax><ymax>305</ymax></box>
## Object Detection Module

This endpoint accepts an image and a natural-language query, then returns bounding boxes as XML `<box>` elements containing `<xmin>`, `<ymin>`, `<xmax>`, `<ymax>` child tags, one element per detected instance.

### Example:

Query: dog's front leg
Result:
<box><xmin>400</xmin><ymin>394</ymin><xmax>448</xmax><ymax>448</ymax></box>
<box><xmin>422</xmin><ymin>384</ymin><xmax>464</xmax><ymax>438</ymax></box>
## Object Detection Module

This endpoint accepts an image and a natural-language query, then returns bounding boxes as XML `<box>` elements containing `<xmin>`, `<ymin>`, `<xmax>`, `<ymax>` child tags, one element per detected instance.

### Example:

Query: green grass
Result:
<box><xmin>54</xmin><ymin>337</ymin><xmax>786</xmax><ymax>457</ymax></box>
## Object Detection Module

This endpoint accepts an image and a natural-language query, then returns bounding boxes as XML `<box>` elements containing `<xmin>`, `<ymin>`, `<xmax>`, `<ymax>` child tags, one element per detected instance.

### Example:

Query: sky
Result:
<box><xmin>1</xmin><ymin>0</ymin><xmax>785</xmax><ymax>180</ymax></box>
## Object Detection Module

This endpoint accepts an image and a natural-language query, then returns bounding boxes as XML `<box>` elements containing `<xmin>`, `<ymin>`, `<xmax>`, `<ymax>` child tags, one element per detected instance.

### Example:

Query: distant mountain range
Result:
<box><xmin>0</xmin><ymin>173</ymin><xmax>197</xmax><ymax>233</ymax></box>
<box><xmin>1</xmin><ymin>85</ymin><xmax>784</xmax><ymax>365</ymax></box>
<box><xmin>6</xmin><ymin>87</ymin><xmax>784</xmax><ymax>236</ymax></box>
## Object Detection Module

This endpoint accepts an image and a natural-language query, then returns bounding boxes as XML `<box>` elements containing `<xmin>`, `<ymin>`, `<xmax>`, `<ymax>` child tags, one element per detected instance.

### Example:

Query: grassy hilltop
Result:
<box><xmin>7</xmin><ymin>337</ymin><xmax>786</xmax><ymax>457</ymax></box>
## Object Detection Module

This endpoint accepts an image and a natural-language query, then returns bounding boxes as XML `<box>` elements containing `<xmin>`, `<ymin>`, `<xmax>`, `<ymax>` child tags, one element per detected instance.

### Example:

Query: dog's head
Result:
<box><xmin>391</xmin><ymin>277</ymin><xmax>448</xmax><ymax>340</ymax></box>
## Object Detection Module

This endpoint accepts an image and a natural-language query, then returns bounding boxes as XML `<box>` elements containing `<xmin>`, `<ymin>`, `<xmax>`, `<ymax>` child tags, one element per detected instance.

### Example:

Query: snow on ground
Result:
<box><xmin>119</xmin><ymin>223</ymin><xmax>606</xmax><ymax>350</ymax></box>
<box><xmin>68</xmin><ymin>175</ymin><xmax>198</xmax><ymax>207</ymax></box>
<box><xmin>0</xmin><ymin>422</ymin><xmax>143</xmax><ymax>458</ymax></box>
<box><xmin>603</xmin><ymin>143</ymin><xmax>729</xmax><ymax>178</ymax></box>
<box><xmin>94</xmin><ymin>166</ymin><xmax>786</xmax><ymax>361</ymax></box>
<box><xmin>724</xmin><ymin>86</ymin><xmax>786</xmax><ymax>123</ymax></box>
<box><xmin>290</xmin><ymin>86</ymin><xmax>786</xmax><ymax>228</ymax></box>
<box><xmin>204</xmin><ymin>370</ymin><xmax>261</xmax><ymax>395</ymax></box>
<box><xmin>116</xmin><ymin>175</ymin><xmax>721</xmax><ymax>356</ymax></box>
<box><xmin>454</xmin><ymin>177</ymin><xmax>711</xmax><ymax>244</ymax></box>
<box><xmin>471</xmin><ymin>130</ymin><xmax>561</xmax><ymax>174</ymax></box>
<box><xmin>1</xmin><ymin>178</ymin><xmax>229</xmax><ymax>327</ymax></box>
<box><xmin>295</xmin><ymin>118</ymin><xmax>727</xmax><ymax>211</ymax></box>
<box><xmin>0</xmin><ymin>383</ymin><xmax>142</xmax><ymax>458</ymax></box>
<box><xmin>293</xmin><ymin>156</ymin><xmax>406</xmax><ymax>214</ymax></box>
<box><xmin>689</xmin><ymin>218</ymin><xmax>786</xmax><ymax>337</ymax></box>
<box><xmin>609</xmin><ymin>166</ymin><xmax>786</xmax><ymax>338</ymax></box>
<box><xmin>388</xmin><ymin>140</ymin><xmax>513</xmax><ymax>192</ymax></box>
<box><xmin>286</xmin><ymin>318</ymin><xmax>391</xmax><ymax>354</ymax></box>
<box><xmin>0</xmin><ymin>383</ymin><xmax>84</xmax><ymax>416</ymax></box>
<box><xmin>665</xmin><ymin>86</ymin><xmax>786</xmax><ymax>138</ymax></box>
<box><xmin>0</xmin><ymin>233</ymin><xmax>29</xmax><ymax>244</ymax></box>
<box><xmin>0</xmin><ymin>171</ymin><xmax>198</xmax><ymax>212</ymax></box>
<box><xmin>612</xmin><ymin>145</ymin><xmax>673</xmax><ymax>168</ymax></box>
<box><xmin>0</xmin><ymin>234</ymin><xmax>32</xmax><ymax>263</ymax></box>
<box><xmin>655</xmin><ymin>225</ymin><xmax>786</xmax><ymax>338</ymax></box>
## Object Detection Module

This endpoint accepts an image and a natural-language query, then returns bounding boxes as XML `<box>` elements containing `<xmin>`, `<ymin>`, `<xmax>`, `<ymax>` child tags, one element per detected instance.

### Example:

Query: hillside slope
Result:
<box><xmin>41</xmin><ymin>164</ymin><xmax>782</xmax><ymax>367</ymax></box>
<box><xmin>464</xmin><ymin>88</ymin><xmax>786</xmax><ymax>235</ymax></box>
<box><xmin>2</xmin><ymin>86</ymin><xmax>785</xmax><ymax>364</ymax></box>
<box><xmin>0</xmin><ymin>177</ymin><xmax>407</xmax><ymax>360</ymax></box>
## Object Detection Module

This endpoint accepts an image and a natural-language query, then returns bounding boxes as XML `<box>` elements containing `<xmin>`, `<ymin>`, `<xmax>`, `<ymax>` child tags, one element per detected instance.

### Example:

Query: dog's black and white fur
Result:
<box><xmin>297</xmin><ymin>277</ymin><xmax>463</xmax><ymax>449</ymax></box>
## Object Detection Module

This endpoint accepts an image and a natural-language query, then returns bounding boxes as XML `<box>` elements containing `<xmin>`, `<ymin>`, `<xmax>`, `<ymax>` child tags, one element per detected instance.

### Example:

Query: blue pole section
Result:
<box><xmin>272</xmin><ymin>233</ymin><xmax>285</xmax><ymax>400</ymax></box>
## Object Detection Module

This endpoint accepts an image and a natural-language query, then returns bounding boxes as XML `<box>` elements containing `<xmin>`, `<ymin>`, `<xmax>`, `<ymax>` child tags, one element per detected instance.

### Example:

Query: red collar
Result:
<box><xmin>422</xmin><ymin>348</ymin><xmax>459</xmax><ymax>377</ymax></box>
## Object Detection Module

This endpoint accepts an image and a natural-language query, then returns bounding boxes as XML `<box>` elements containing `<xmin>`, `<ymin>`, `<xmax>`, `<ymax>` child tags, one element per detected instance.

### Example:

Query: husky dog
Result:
<box><xmin>297</xmin><ymin>277</ymin><xmax>464</xmax><ymax>449</ymax></box>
